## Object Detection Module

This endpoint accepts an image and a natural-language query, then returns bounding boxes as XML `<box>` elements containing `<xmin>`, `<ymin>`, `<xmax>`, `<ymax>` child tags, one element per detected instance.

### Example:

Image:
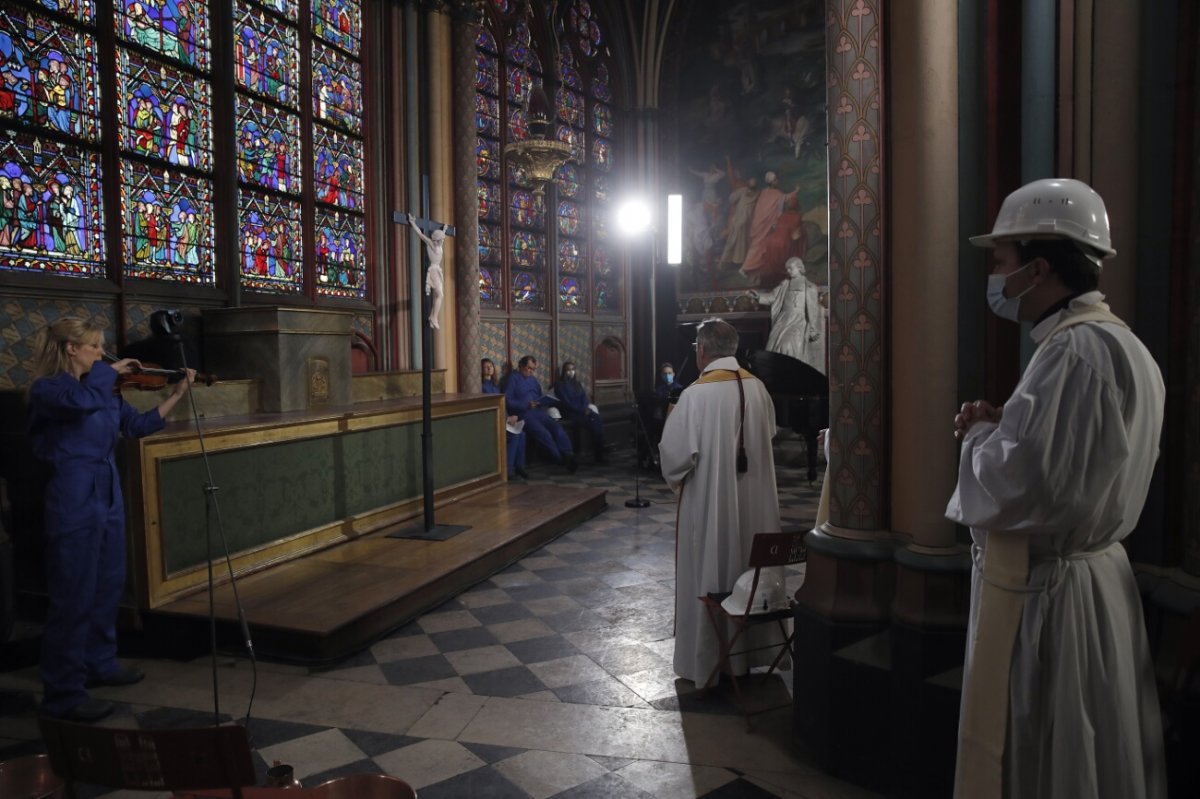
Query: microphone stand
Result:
<box><xmin>625</xmin><ymin>398</ymin><xmax>657</xmax><ymax>508</ymax></box>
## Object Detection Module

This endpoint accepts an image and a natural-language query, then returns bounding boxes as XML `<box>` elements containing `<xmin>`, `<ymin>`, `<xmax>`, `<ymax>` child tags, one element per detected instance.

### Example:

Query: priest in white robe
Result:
<box><xmin>660</xmin><ymin>318</ymin><xmax>784</xmax><ymax>686</ymax></box>
<box><xmin>946</xmin><ymin>178</ymin><xmax>1166</xmax><ymax>799</ymax></box>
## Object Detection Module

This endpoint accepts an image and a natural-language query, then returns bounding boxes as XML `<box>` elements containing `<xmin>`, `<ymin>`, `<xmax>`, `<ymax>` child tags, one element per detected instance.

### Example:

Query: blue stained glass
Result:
<box><xmin>526</xmin><ymin>49</ymin><xmax>542</xmax><ymax>74</ymax></box>
<box><xmin>119</xmin><ymin>49</ymin><xmax>213</xmax><ymax>170</ymax></box>
<box><xmin>476</xmin><ymin>27</ymin><xmax>498</xmax><ymax>54</ymax></box>
<box><xmin>477</xmin><ymin>137</ymin><xmax>499</xmax><ymax>179</ymax></box>
<box><xmin>476</xmin><ymin>94</ymin><xmax>500</xmax><ymax>136</ymax></box>
<box><xmin>314</xmin><ymin>125</ymin><xmax>363</xmax><ymax>210</ymax></box>
<box><xmin>510</xmin><ymin>231</ymin><xmax>544</xmax><ymax>269</ymax></box>
<box><xmin>511</xmin><ymin>270</ymin><xmax>542</xmax><ymax>309</ymax></box>
<box><xmin>234</xmin><ymin>2</ymin><xmax>300</xmax><ymax>107</ymax></box>
<box><xmin>238</xmin><ymin>189</ymin><xmax>303</xmax><ymax>292</ymax></box>
<box><xmin>507</xmin><ymin>106</ymin><xmax>528</xmax><ymax>141</ymax></box>
<box><xmin>476</xmin><ymin>52</ymin><xmax>499</xmax><ymax>94</ymax></box>
<box><xmin>32</xmin><ymin>0</ymin><xmax>94</xmax><ymax>24</ymax></box>
<box><xmin>0</xmin><ymin>132</ymin><xmax>105</xmax><ymax>277</ymax></box>
<box><xmin>117</xmin><ymin>0</ymin><xmax>211</xmax><ymax>71</ymax></box>
<box><xmin>313</xmin><ymin>41</ymin><xmax>363</xmax><ymax>134</ymax></box>
<box><xmin>0</xmin><ymin>6</ymin><xmax>103</xmax><ymax>140</ymax></box>
<box><xmin>594</xmin><ymin>279</ymin><xmax>616</xmax><ymax>311</ymax></box>
<box><xmin>314</xmin><ymin>209</ymin><xmax>366</xmax><ymax>298</ymax></box>
<box><xmin>513</xmin><ymin>17</ymin><xmax>531</xmax><ymax>47</ymax></box>
<box><xmin>557</xmin><ymin>201</ymin><xmax>580</xmax><ymax>236</ymax></box>
<box><xmin>592</xmin><ymin>137</ymin><xmax>612</xmax><ymax>171</ymax></box>
<box><xmin>121</xmin><ymin>160</ymin><xmax>214</xmax><ymax>285</ymax></box>
<box><xmin>556</xmin><ymin>87</ymin><xmax>583</xmax><ymax>127</ymax></box>
<box><xmin>236</xmin><ymin>96</ymin><xmax>303</xmax><ymax>193</ymax></box>
<box><xmin>480</xmin><ymin>266</ymin><xmax>500</xmax><ymax>307</ymax></box>
<box><xmin>556</xmin><ymin>124</ymin><xmax>582</xmax><ymax>162</ymax></box>
<box><xmin>592</xmin><ymin>103</ymin><xmax>611</xmax><ymax>136</ymax></box>
<box><xmin>557</xmin><ymin>164</ymin><xmax>580</xmax><ymax>198</ymax></box>
<box><xmin>312</xmin><ymin>0</ymin><xmax>361</xmax><ymax>57</ymax></box>
<box><xmin>479</xmin><ymin>222</ymin><xmax>501</xmax><ymax>264</ymax></box>
<box><xmin>592</xmin><ymin>73</ymin><xmax>611</xmax><ymax>102</ymax></box>
<box><xmin>507</xmin><ymin>64</ymin><xmax>532</xmax><ymax>104</ymax></box>
<box><xmin>559</xmin><ymin>276</ymin><xmax>584</xmax><ymax>310</ymax></box>
<box><xmin>509</xmin><ymin>189</ymin><xmax>544</xmax><ymax>228</ymax></box>
<box><xmin>506</xmin><ymin>42</ymin><xmax>527</xmax><ymax>70</ymax></box>
<box><xmin>478</xmin><ymin>180</ymin><xmax>500</xmax><ymax>222</ymax></box>
<box><xmin>559</xmin><ymin>63</ymin><xmax>582</xmax><ymax>90</ymax></box>
<box><xmin>558</xmin><ymin>239</ymin><xmax>582</xmax><ymax>272</ymax></box>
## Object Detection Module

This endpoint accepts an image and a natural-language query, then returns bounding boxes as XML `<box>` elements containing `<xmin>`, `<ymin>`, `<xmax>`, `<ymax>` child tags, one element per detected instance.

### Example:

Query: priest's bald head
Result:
<box><xmin>695</xmin><ymin>318</ymin><xmax>739</xmax><ymax>370</ymax></box>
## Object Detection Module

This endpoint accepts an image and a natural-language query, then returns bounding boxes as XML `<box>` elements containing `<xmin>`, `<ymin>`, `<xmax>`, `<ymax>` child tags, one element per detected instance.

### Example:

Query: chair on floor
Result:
<box><xmin>38</xmin><ymin>716</ymin><xmax>258</xmax><ymax>799</ymax></box>
<box><xmin>699</xmin><ymin>530</ymin><xmax>806</xmax><ymax>729</ymax></box>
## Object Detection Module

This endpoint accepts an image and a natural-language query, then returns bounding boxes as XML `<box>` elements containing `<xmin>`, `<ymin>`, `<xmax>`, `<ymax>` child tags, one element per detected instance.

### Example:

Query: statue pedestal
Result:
<box><xmin>203</xmin><ymin>307</ymin><xmax>352</xmax><ymax>413</ymax></box>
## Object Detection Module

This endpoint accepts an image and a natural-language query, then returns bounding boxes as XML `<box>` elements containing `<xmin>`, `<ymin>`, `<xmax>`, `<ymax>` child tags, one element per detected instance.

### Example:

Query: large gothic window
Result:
<box><xmin>0</xmin><ymin>0</ymin><xmax>369</xmax><ymax>301</ymax></box>
<box><xmin>476</xmin><ymin>0</ymin><xmax>619</xmax><ymax>320</ymax></box>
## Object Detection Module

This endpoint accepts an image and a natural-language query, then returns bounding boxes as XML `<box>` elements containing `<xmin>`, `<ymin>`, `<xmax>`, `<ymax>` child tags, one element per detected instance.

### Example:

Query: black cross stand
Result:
<box><xmin>387</xmin><ymin>176</ymin><xmax>468</xmax><ymax>541</ymax></box>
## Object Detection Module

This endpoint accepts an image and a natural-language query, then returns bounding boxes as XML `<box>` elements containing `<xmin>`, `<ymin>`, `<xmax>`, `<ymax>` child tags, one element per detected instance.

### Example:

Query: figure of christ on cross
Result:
<box><xmin>406</xmin><ymin>212</ymin><xmax>450</xmax><ymax>330</ymax></box>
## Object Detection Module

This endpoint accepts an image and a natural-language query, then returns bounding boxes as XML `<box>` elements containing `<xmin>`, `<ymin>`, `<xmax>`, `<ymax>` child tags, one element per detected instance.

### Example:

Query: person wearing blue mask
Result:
<box><xmin>946</xmin><ymin>179</ymin><xmax>1165</xmax><ymax>799</ymax></box>
<box><xmin>655</xmin><ymin>362</ymin><xmax>682</xmax><ymax>400</ymax></box>
<box><xmin>553</xmin><ymin>362</ymin><xmax>607</xmax><ymax>464</ymax></box>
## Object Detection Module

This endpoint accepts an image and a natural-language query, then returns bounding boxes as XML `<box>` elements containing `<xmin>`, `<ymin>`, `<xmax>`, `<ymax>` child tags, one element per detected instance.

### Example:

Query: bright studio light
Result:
<box><xmin>614</xmin><ymin>198</ymin><xmax>652</xmax><ymax>237</ymax></box>
<box><xmin>666</xmin><ymin>194</ymin><xmax>682</xmax><ymax>264</ymax></box>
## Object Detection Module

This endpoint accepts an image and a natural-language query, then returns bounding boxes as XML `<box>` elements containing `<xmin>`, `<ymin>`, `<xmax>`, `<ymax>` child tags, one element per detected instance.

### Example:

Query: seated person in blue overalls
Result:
<box><xmin>481</xmin><ymin>358</ymin><xmax>527</xmax><ymax>479</ymax></box>
<box><xmin>552</xmin><ymin>361</ymin><xmax>607</xmax><ymax>463</ymax></box>
<box><xmin>504</xmin><ymin>355</ymin><xmax>576</xmax><ymax>473</ymax></box>
<box><xmin>27</xmin><ymin>317</ymin><xmax>195</xmax><ymax>722</ymax></box>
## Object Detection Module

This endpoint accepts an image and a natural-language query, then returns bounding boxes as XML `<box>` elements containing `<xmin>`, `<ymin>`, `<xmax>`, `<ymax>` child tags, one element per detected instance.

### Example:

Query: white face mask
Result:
<box><xmin>566</xmin><ymin>370</ymin><xmax>576</xmax><ymax>379</ymax></box>
<box><xmin>986</xmin><ymin>261</ymin><xmax>1035</xmax><ymax>321</ymax></box>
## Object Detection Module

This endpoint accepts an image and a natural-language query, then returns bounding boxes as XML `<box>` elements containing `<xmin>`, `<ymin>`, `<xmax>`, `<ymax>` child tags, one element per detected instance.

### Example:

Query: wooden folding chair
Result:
<box><xmin>38</xmin><ymin>717</ymin><xmax>258</xmax><ymax>799</ymax></box>
<box><xmin>699</xmin><ymin>530</ymin><xmax>806</xmax><ymax>729</ymax></box>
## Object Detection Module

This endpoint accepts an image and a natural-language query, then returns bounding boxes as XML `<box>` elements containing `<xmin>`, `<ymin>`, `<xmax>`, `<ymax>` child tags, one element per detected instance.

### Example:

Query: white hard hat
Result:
<box><xmin>721</xmin><ymin>567</ymin><xmax>789</xmax><ymax>615</ymax></box>
<box><xmin>969</xmin><ymin>178</ymin><xmax>1116</xmax><ymax>261</ymax></box>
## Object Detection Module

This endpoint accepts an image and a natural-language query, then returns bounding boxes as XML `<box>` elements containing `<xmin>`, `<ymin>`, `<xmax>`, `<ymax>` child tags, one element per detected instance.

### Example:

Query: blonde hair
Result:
<box><xmin>30</xmin><ymin>317</ymin><xmax>105</xmax><ymax>387</ymax></box>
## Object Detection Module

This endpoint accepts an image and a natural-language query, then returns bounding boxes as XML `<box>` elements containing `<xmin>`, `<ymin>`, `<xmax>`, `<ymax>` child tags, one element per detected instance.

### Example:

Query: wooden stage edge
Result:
<box><xmin>144</xmin><ymin>482</ymin><xmax>608</xmax><ymax>665</ymax></box>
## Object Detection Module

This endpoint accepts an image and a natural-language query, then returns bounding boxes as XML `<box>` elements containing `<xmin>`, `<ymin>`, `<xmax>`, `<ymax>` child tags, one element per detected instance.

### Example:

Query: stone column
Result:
<box><xmin>450</xmin><ymin>1</ymin><xmax>482</xmax><ymax>394</ymax></box>
<box><xmin>426</xmin><ymin>5</ymin><xmax>458</xmax><ymax>391</ymax></box>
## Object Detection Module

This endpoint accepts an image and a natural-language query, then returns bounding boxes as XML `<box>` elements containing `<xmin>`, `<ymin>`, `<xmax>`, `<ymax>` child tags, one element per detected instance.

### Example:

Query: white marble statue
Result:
<box><xmin>409</xmin><ymin>214</ymin><xmax>447</xmax><ymax>330</ymax></box>
<box><xmin>751</xmin><ymin>256</ymin><xmax>825</xmax><ymax>374</ymax></box>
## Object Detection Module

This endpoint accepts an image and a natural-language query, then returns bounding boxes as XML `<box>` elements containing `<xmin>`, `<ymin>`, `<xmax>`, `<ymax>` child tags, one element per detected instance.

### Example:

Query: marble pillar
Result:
<box><xmin>451</xmin><ymin>2</ymin><xmax>482</xmax><ymax>394</ymax></box>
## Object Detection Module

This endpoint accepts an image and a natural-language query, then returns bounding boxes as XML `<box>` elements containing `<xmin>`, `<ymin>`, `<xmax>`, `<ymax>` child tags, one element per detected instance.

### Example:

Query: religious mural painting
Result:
<box><xmin>674</xmin><ymin>0</ymin><xmax>827</xmax><ymax>295</ymax></box>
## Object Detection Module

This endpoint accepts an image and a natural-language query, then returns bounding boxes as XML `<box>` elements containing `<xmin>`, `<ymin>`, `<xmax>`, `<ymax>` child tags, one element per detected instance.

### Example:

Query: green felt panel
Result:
<box><xmin>159</xmin><ymin>411</ymin><xmax>497</xmax><ymax>573</ymax></box>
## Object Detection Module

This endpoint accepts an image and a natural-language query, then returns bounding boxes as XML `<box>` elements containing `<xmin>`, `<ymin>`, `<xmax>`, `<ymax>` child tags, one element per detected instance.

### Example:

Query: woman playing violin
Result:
<box><xmin>27</xmin><ymin>317</ymin><xmax>195</xmax><ymax>722</ymax></box>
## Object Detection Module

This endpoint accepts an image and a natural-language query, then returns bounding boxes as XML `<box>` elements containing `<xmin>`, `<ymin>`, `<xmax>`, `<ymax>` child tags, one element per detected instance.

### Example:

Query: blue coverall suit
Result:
<box><xmin>28</xmin><ymin>360</ymin><xmax>165</xmax><ymax>717</ymax></box>
<box><xmin>483</xmin><ymin>380</ymin><xmax>526</xmax><ymax>475</ymax></box>
<box><xmin>552</xmin><ymin>378</ymin><xmax>605</xmax><ymax>459</ymax></box>
<box><xmin>504</xmin><ymin>371</ymin><xmax>573</xmax><ymax>463</ymax></box>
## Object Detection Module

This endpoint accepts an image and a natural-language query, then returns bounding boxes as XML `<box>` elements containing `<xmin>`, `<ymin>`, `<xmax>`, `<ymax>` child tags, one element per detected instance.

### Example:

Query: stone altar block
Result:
<box><xmin>203</xmin><ymin>307</ymin><xmax>352</xmax><ymax>413</ymax></box>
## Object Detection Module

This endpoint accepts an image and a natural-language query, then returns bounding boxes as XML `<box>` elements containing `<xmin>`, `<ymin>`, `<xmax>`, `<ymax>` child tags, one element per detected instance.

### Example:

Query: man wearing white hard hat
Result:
<box><xmin>945</xmin><ymin>179</ymin><xmax>1166</xmax><ymax>799</ymax></box>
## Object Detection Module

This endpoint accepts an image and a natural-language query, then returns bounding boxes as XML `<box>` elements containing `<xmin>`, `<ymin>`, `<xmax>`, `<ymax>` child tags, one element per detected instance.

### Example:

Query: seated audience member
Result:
<box><xmin>552</xmin><ymin>361</ymin><xmax>607</xmax><ymax>463</ymax></box>
<box><xmin>504</xmin><ymin>355</ymin><xmax>576</xmax><ymax>472</ymax></box>
<box><xmin>482</xmin><ymin>358</ymin><xmax>528</xmax><ymax>479</ymax></box>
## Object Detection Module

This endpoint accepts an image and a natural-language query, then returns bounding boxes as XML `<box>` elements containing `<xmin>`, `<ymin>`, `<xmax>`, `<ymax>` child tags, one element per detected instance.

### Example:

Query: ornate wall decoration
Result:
<box><xmin>0</xmin><ymin>297</ymin><xmax>115</xmax><ymax>389</ymax></box>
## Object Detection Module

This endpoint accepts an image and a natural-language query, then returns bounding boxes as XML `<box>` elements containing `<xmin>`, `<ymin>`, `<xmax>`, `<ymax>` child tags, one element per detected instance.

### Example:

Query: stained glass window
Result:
<box><xmin>477</xmin><ymin>93</ymin><xmax>500</xmax><ymax>137</ymax></box>
<box><xmin>239</xmin><ymin>190</ymin><xmax>302</xmax><ymax>293</ymax></box>
<box><xmin>479</xmin><ymin>223</ymin><xmax>501</xmax><ymax>264</ymax></box>
<box><xmin>236</xmin><ymin>97</ymin><xmax>302</xmax><ymax>192</ymax></box>
<box><xmin>558</xmin><ymin>164</ymin><xmax>580</xmax><ymax>198</ymax></box>
<box><xmin>558</xmin><ymin>239</ymin><xmax>582</xmax><ymax>272</ymax></box>
<box><xmin>234</xmin><ymin>3</ymin><xmax>300</xmax><ymax>107</ymax></box>
<box><xmin>477</xmin><ymin>138</ymin><xmax>499</xmax><ymax>180</ymax></box>
<box><xmin>312</xmin><ymin>0</ymin><xmax>360</xmax><ymax>56</ymax></box>
<box><xmin>117</xmin><ymin>0</ymin><xmax>211</xmax><ymax>70</ymax></box>
<box><xmin>559</xmin><ymin>276</ymin><xmax>584</xmax><ymax>311</ymax></box>
<box><xmin>511</xmin><ymin>270</ymin><xmax>542</xmax><ymax>310</ymax></box>
<box><xmin>509</xmin><ymin>189</ymin><xmax>543</xmax><ymax>228</ymax></box>
<box><xmin>314</xmin><ymin>209</ymin><xmax>364</xmax><ymax>297</ymax></box>
<box><xmin>312</xmin><ymin>41</ymin><xmax>362</xmax><ymax>134</ymax></box>
<box><xmin>480</xmin><ymin>265</ymin><xmax>500</xmax><ymax>308</ymax></box>
<box><xmin>118</xmin><ymin>49</ymin><xmax>213</xmax><ymax>170</ymax></box>
<box><xmin>476</xmin><ymin>52</ymin><xmax>498</xmax><ymax>94</ymax></box>
<box><xmin>313</xmin><ymin>126</ymin><xmax>363</xmax><ymax>210</ymax></box>
<box><xmin>511</xmin><ymin>231</ymin><xmax>545</xmax><ymax>269</ymax></box>
<box><xmin>478</xmin><ymin>179</ymin><xmax>500</xmax><ymax>222</ymax></box>
<box><xmin>557</xmin><ymin>201</ymin><xmax>580</xmax><ymax>236</ymax></box>
<box><xmin>592</xmin><ymin>103</ymin><xmax>611</xmax><ymax>137</ymax></box>
<box><xmin>121</xmin><ymin>161</ymin><xmax>214</xmax><ymax>283</ymax></box>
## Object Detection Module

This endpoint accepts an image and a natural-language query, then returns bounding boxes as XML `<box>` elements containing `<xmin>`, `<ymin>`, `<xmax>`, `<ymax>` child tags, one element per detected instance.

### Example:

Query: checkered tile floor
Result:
<box><xmin>0</xmin><ymin>440</ymin><xmax>882</xmax><ymax>799</ymax></box>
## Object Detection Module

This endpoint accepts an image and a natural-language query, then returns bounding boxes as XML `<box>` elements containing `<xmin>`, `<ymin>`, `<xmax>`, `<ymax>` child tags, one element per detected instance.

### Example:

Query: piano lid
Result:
<box><xmin>740</xmin><ymin>348</ymin><xmax>829</xmax><ymax>398</ymax></box>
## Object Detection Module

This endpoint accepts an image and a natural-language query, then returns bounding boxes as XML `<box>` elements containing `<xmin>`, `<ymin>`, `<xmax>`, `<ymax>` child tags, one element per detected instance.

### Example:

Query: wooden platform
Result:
<box><xmin>146</xmin><ymin>482</ymin><xmax>606</xmax><ymax>664</ymax></box>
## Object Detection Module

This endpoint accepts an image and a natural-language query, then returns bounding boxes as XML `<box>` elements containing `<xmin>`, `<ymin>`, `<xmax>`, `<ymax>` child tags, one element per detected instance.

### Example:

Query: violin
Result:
<box><xmin>102</xmin><ymin>352</ymin><xmax>217</xmax><ymax>391</ymax></box>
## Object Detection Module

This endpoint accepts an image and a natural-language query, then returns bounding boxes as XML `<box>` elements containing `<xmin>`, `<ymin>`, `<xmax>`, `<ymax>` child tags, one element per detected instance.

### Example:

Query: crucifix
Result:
<box><xmin>387</xmin><ymin>177</ymin><xmax>467</xmax><ymax>538</ymax></box>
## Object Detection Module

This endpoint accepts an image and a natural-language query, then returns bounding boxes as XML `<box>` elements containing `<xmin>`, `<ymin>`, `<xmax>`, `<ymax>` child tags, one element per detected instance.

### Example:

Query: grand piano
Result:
<box><xmin>740</xmin><ymin>349</ymin><xmax>829</xmax><ymax>483</ymax></box>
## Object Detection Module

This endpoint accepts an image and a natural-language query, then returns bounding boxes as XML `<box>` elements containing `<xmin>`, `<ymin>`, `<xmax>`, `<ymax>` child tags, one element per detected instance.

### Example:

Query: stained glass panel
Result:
<box><xmin>476</xmin><ymin>52</ymin><xmax>498</xmax><ymax>95</ymax></box>
<box><xmin>234</xmin><ymin>2</ymin><xmax>300</xmax><ymax>107</ymax></box>
<box><xmin>592</xmin><ymin>173</ymin><xmax>610</xmax><ymax>203</ymax></box>
<box><xmin>556</xmin><ymin>87</ymin><xmax>583</xmax><ymax>127</ymax></box>
<box><xmin>592</xmin><ymin>103</ymin><xmax>611</xmax><ymax>137</ymax></box>
<box><xmin>591</xmin><ymin>137</ymin><xmax>612</xmax><ymax>171</ymax></box>
<box><xmin>489</xmin><ymin>0</ymin><xmax>508</xmax><ymax>12</ymax></box>
<box><xmin>477</xmin><ymin>179</ymin><xmax>500</xmax><ymax>222</ymax></box>
<box><xmin>558</xmin><ymin>239</ymin><xmax>582</xmax><ymax>273</ymax></box>
<box><xmin>0</xmin><ymin>5</ymin><xmax>103</xmax><ymax>140</ymax></box>
<box><xmin>313</xmin><ymin>41</ymin><xmax>363</xmax><ymax>134</ymax></box>
<box><xmin>236</xmin><ymin>96</ymin><xmax>302</xmax><ymax>192</ymax></box>
<box><xmin>116</xmin><ymin>0</ymin><xmax>211</xmax><ymax>71</ymax></box>
<box><xmin>556</xmin><ymin>124</ymin><xmax>582</xmax><ymax>162</ymax></box>
<box><xmin>559</xmin><ymin>276</ymin><xmax>584</xmax><ymax>310</ymax></box>
<box><xmin>29</xmin><ymin>0</ymin><xmax>94</xmax><ymax>24</ymax></box>
<box><xmin>314</xmin><ymin>209</ymin><xmax>365</xmax><ymax>298</ymax></box>
<box><xmin>509</xmin><ymin>189</ymin><xmax>543</xmax><ymax>228</ymax></box>
<box><xmin>525</xmin><ymin>48</ymin><xmax>542</xmax><ymax>74</ymax></box>
<box><xmin>479</xmin><ymin>265</ymin><xmax>500</xmax><ymax>308</ymax></box>
<box><xmin>476</xmin><ymin>27</ymin><xmax>497</xmax><ymax>54</ymax></box>
<box><xmin>0</xmin><ymin>133</ymin><xmax>104</xmax><ymax>276</ymax></box>
<box><xmin>556</xmin><ymin>201</ymin><xmax>580</xmax><ymax>236</ymax></box>
<box><xmin>477</xmin><ymin>137</ymin><xmax>499</xmax><ymax>179</ymax></box>
<box><xmin>506</xmin><ymin>63</ymin><xmax>532</xmax><ymax>104</ymax></box>
<box><xmin>118</xmin><ymin>49</ymin><xmax>212</xmax><ymax>170</ymax></box>
<box><xmin>257</xmin><ymin>0</ymin><xmax>299</xmax><ymax>21</ymax></box>
<box><xmin>476</xmin><ymin>93</ymin><xmax>499</xmax><ymax>137</ymax></box>
<box><xmin>238</xmin><ymin>189</ymin><xmax>302</xmax><ymax>292</ymax></box>
<box><xmin>313</xmin><ymin>125</ymin><xmax>362</xmax><ymax>210</ymax></box>
<box><xmin>312</xmin><ymin>0</ymin><xmax>360</xmax><ymax>56</ymax></box>
<box><xmin>592</xmin><ymin>202</ymin><xmax>609</xmax><ymax>238</ymax></box>
<box><xmin>592</xmin><ymin>66</ymin><xmax>611</xmax><ymax>102</ymax></box>
<box><xmin>557</xmin><ymin>163</ymin><xmax>580</xmax><ymax>198</ymax></box>
<box><xmin>120</xmin><ymin>161</ymin><xmax>214</xmax><ymax>284</ymax></box>
<box><xmin>510</xmin><ymin>230</ymin><xmax>544</xmax><ymax>269</ymax></box>
<box><xmin>594</xmin><ymin>279</ymin><xmax>617</xmax><ymax>311</ymax></box>
<box><xmin>506</xmin><ymin>105</ymin><xmax>527</xmax><ymax>141</ymax></box>
<box><xmin>511</xmin><ymin>269</ymin><xmax>543</xmax><ymax>310</ymax></box>
<box><xmin>558</xmin><ymin>55</ymin><xmax>581</xmax><ymax>89</ymax></box>
<box><xmin>479</xmin><ymin>222</ymin><xmax>501</xmax><ymax>264</ymax></box>
<box><xmin>592</xmin><ymin>244</ymin><xmax>611</xmax><ymax>275</ymax></box>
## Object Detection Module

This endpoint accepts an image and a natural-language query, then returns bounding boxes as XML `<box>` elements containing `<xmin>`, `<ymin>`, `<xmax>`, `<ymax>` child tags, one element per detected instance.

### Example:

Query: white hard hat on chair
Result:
<box><xmin>969</xmin><ymin>178</ymin><xmax>1116</xmax><ymax>265</ymax></box>
<box><xmin>721</xmin><ymin>567</ymin><xmax>789</xmax><ymax>615</ymax></box>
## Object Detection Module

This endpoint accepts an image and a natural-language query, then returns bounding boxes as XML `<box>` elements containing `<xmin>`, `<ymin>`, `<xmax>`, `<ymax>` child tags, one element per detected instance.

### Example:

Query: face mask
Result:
<box><xmin>664</xmin><ymin>373</ymin><xmax>674</xmax><ymax>384</ymax></box>
<box><xmin>566</xmin><ymin>370</ymin><xmax>576</xmax><ymax>379</ymax></box>
<box><xmin>986</xmin><ymin>261</ymin><xmax>1035</xmax><ymax>321</ymax></box>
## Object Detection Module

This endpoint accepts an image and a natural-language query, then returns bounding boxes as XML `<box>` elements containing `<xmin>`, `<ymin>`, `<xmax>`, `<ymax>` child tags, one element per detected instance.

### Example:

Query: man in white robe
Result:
<box><xmin>946</xmin><ymin>178</ymin><xmax>1166</xmax><ymax>799</ymax></box>
<box><xmin>660</xmin><ymin>318</ymin><xmax>784</xmax><ymax>686</ymax></box>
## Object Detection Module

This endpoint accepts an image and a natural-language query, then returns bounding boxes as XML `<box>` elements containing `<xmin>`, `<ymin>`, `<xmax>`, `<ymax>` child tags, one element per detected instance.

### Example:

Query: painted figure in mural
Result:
<box><xmin>751</xmin><ymin>257</ymin><xmax>825</xmax><ymax>375</ymax></box>
<box><xmin>718</xmin><ymin>166</ymin><xmax>758</xmax><ymax>268</ymax></box>
<box><xmin>409</xmin><ymin>214</ymin><xmax>446</xmax><ymax>330</ymax></box>
<box><xmin>740</xmin><ymin>170</ymin><xmax>804</xmax><ymax>282</ymax></box>
<box><xmin>59</xmin><ymin>182</ymin><xmax>83</xmax><ymax>256</ymax></box>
